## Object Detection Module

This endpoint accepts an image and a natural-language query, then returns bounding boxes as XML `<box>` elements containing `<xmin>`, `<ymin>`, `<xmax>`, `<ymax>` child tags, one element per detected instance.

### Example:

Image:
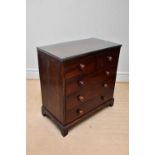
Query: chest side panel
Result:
<box><xmin>37</xmin><ymin>50</ymin><xmax>65</xmax><ymax>124</ymax></box>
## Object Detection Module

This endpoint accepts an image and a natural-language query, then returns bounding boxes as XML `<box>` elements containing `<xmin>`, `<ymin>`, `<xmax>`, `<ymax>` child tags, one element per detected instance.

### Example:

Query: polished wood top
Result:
<box><xmin>37</xmin><ymin>38</ymin><xmax>121</xmax><ymax>60</ymax></box>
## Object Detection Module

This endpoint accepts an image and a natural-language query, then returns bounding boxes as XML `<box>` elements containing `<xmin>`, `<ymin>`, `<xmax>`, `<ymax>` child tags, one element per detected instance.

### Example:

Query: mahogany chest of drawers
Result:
<box><xmin>37</xmin><ymin>38</ymin><xmax>121</xmax><ymax>136</ymax></box>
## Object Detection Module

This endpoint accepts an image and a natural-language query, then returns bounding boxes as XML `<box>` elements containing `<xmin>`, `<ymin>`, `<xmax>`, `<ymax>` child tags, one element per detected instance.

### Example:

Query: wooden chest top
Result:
<box><xmin>37</xmin><ymin>38</ymin><xmax>121</xmax><ymax>60</ymax></box>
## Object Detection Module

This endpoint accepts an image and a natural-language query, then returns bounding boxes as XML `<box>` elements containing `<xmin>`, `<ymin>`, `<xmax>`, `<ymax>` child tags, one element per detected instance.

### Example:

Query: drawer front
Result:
<box><xmin>64</xmin><ymin>55</ymin><xmax>97</xmax><ymax>80</ymax></box>
<box><xmin>65</xmin><ymin>80</ymin><xmax>115</xmax><ymax>123</ymax></box>
<box><xmin>66</xmin><ymin>97</ymin><xmax>104</xmax><ymax>123</ymax></box>
<box><xmin>65</xmin><ymin>69</ymin><xmax>116</xmax><ymax>96</ymax></box>
<box><xmin>97</xmin><ymin>48</ymin><xmax>120</xmax><ymax>70</ymax></box>
<box><xmin>66</xmin><ymin>80</ymin><xmax>115</xmax><ymax>110</ymax></box>
<box><xmin>65</xmin><ymin>47</ymin><xmax>120</xmax><ymax>123</ymax></box>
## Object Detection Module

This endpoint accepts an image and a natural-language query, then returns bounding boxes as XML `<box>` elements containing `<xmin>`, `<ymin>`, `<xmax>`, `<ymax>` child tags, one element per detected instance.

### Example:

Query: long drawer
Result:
<box><xmin>66</xmin><ymin>79</ymin><xmax>115</xmax><ymax>110</ymax></box>
<box><xmin>65</xmin><ymin>68</ymin><xmax>116</xmax><ymax>96</ymax></box>
<box><xmin>66</xmin><ymin>96</ymin><xmax>114</xmax><ymax>124</ymax></box>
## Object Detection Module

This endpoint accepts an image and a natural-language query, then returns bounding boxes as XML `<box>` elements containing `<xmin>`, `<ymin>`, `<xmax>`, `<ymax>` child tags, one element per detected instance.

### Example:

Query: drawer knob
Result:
<box><xmin>106</xmin><ymin>71</ymin><xmax>110</xmax><ymax>76</ymax></box>
<box><xmin>79</xmin><ymin>63</ymin><xmax>85</xmax><ymax>71</ymax></box>
<box><xmin>77</xmin><ymin>109</ymin><xmax>84</xmax><ymax>115</ymax></box>
<box><xmin>101</xmin><ymin>96</ymin><xmax>105</xmax><ymax>100</ymax></box>
<box><xmin>107</xmin><ymin>56</ymin><xmax>113</xmax><ymax>61</ymax></box>
<box><xmin>78</xmin><ymin>80</ymin><xmax>85</xmax><ymax>87</ymax></box>
<box><xmin>103</xmin><ymin>83</ymin><xmax>108</xmax><ymax>88</ymax></box>
<box><xmin>77</xmin><ymin>95</ymin><xmax>85</xmax><ymax>103</ymax></box>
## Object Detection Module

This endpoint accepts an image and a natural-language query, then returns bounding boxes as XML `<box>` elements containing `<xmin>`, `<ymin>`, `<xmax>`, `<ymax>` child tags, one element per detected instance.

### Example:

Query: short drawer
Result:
<box><xmin>97</xmin><ymin>48</ymin><xmax>120</xmax><ymax>70</ymax></box>
<box><xmin>64</xmin><ymin>55</ymin><xmax>97</xmax><ymax>79</ymax></box>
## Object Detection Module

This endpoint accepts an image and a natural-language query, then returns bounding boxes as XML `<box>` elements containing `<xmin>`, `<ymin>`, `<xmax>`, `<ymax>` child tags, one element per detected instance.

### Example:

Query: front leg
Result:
<box><xmin>60</xmin><ymin>128</ymin><xmax>68</xmax><ymax>137</ymax></box>
<box><xmin>41</xmin><ymin>105</ymin><xmax>47</xmax><ymax>116</ymax></box>
<box><xmin>109</xmin><ymin>99</ymin><xmax>114</xmax><ymax>107</ymax></box>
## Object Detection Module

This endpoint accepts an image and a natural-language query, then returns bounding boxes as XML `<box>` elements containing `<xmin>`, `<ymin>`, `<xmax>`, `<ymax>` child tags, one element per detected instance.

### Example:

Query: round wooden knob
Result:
<box><xmin>101</xmin><ymin>96</ymin><xmax>105</xmax><ymax>100</ymax></box>
<box><xmin>107</xmin><ymin>56</ymin><xmax>113</xmax><ymax>61</ymax></box>
<box><xmin>77</xmin><ymin>95</ymin><xmax>85</xmax><ymax>103</ymax></box>
<box><xmin>106</xmin><ymin>71</ymin><xmax>110</xmax><ymax>76</ymax></box>
<box><xmin>77</xmin><ymin>109</ymin><xmax>84</xmax><ymax>115</ymax></box>
<box><xmin>78</xmin><ymin>80</ymin><xmax>85</xmax><ymax>87</ymax></box>
<box><xmin>79</xmin><ymin>63</ymin><xmax>85</xmax><ymax>71</ymax></box>
<box><xmin>103</xmin><ymin>83</ymin><xmax>108</xmax><ymax>88</ymax></box>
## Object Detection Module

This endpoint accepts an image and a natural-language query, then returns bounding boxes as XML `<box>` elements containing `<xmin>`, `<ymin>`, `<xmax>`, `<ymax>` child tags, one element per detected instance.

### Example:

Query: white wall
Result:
<box><xmin>26</xmin><ymin>0</ymin><xmax>129</xmax><ymax>81</ymax></box>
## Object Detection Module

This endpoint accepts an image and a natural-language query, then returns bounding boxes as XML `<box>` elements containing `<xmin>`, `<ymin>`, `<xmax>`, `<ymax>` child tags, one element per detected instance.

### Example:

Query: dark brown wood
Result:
<box><xmin>65</xmin><ymin>68</ymin><xmax>116</xmax><ymax>96</ymax></box>
<box><xmin>41</xmin><ymin>105</ymin><xmax>68</xmax><ymax>137</ymax></box>
<box><xmin>64</xmin><ymin>55</ymin><xmax>97</xmax><ymax>79</ymax></box>
<box><xmin>37</xmin><ymin>38</ymin><xmax>121</xmax><ymax>60</ymax></box>
<box><xmin>66</xmin><ymin>82</ymin><xmax>113</xmax><ymax>109</ymax></box>
<box><xmin>37</xmin><ymin>38</ymin><xmax>121</xmax><ymax>137</ymax></box>
<box><xmin>37</xmin><ymin>51</ymin><xmax>65</xmax><ymax>123</ymax></box>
